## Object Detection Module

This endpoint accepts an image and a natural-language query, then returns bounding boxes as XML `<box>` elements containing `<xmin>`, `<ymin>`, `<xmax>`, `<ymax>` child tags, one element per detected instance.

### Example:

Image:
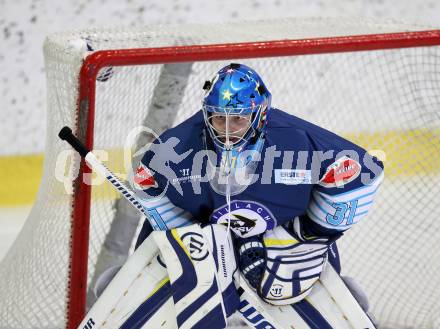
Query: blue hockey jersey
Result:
<box><xmin>134</xmin><ymin>108</ymin><xmax>384</xmax><ymax>238</ymax></box>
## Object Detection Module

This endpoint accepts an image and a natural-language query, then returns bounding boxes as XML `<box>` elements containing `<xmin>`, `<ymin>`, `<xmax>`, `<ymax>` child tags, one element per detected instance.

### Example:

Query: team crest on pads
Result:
<box><xmin>210</xmin><ymin>200</ymin><xmax>276</xmax><ymax>238</ymax></box>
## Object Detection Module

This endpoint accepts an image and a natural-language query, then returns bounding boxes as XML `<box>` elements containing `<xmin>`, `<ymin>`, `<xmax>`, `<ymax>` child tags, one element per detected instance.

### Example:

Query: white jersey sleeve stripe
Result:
<box><xmin>164</xmin><ymin>210</ymin><xmax>189</xmax><ymax>224</ymax></box>
<box><xmin>306</xmin><ymin>172</ymin><xmax>384</xmax><ymax>231</ymax></box>
<box><xmin>353</xmin><ymin>210</ymin><xmax>369</xmax><ymax>217</ymax></box>
<box><xmin>357</xmin><ymin>200</ymin><xmax>373</xmax><ymax>208</ymax></box>
<box><xmin>143</xmin><ymin>198</ymin><xmax>171</xmax><ymax>210</ymax></box>
<box><xmin>139</xmin><ymin>196</ymin><xmax>193</xmax><ymax>229</ymax></box>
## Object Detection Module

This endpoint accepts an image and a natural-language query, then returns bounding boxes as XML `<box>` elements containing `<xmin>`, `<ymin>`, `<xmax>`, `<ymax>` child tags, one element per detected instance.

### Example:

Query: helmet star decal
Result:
<box><xmin>226</xmin><ymin>93</ymin><xmax>244</xmax><ymax>108</ymax></box>
<box><xmin>254</xmin><ymin>80</ymin><xmax>260</xmax><ymax>92</ymax></box>
<box><xmin>222</xmin><ymin>89</ymin><xmax>232</xmax><ymax>100</ymax></box>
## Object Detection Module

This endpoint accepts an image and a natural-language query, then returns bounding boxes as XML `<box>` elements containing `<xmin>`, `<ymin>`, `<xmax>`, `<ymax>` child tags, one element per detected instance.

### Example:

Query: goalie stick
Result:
<box><xmin>59</xmin><ymin>126</ymin><xmax>376</xmax><ymax>329</ymax></box>
<box><xmin>58</xmin><ymin>126</ymin><xmax>171</xmax><ymax>230</ymax></box>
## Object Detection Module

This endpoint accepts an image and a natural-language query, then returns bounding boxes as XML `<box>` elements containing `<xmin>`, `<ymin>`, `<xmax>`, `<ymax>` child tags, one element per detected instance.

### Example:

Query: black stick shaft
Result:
<box><xmin>58</xmin><ymin>126</ymin><xmax>89</xmax><ymax>157</ymax></box>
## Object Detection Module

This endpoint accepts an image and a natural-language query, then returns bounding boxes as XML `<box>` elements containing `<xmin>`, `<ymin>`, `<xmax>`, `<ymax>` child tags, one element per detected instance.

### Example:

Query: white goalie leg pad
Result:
<box><xmin>151</xmin><ymin>224</ymin><xmax>239</xmax><ymax>329</ymax></box>
<box><xmin>79</xmin><ymin>224</ymin><xmax>239</xmax><ymax>329</ymax></box>
<box><xmin>202</xmin><ymin>224</ymin><xmax>241</xmax><ymax>317</ymax></box>
<box><xmin>318</xmin><ymin>264</ymin><xmax>376</xmax><ymax>329</ymax></box>
<box><xmin>341</xmin><ymin>276</ymin><xmax>370</xmax><ymax>313</ymax></box>
<box><xmin>78</xmin><ymin>236</ymin><xmax>178</xmax><ymax>329</ymax></box>
<box><xmin>237</xmin><ymin>264</ymin><xmax>376</xmax><ymax>329</ymax></box>
<box><xmin>238</xmin><ymin>274</ymin><xmax>310</xmax><ymax>329</ymax></box>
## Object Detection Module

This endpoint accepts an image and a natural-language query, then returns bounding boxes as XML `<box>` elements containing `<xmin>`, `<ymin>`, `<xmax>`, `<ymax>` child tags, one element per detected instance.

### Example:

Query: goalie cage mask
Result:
<box><xmin>202</xmin><ymin>63</ymin><xmax>272</xmax><ymax>151</ymax></box>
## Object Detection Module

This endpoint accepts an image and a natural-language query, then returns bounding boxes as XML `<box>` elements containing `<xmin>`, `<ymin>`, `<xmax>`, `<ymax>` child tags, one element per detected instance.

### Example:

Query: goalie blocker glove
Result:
<box><xmin>237</xmin><ymin>216</ymin><xmax>341</xmax><ymax>305</ymax></box>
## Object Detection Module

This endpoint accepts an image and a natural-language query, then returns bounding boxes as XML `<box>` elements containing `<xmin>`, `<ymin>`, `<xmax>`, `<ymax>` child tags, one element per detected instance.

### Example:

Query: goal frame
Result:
<box><xmin>69</xmin><ymin>29</ymin><xmax>440</xmax><ymax>328</ymax></box>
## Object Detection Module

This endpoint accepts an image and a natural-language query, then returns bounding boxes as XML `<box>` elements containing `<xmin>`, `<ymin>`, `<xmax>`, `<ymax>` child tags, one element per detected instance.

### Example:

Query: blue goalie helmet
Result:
<box><xmin>202</xmin><ymin>63</ymin><xmax>272</xmax><ymax>151</ymax></box>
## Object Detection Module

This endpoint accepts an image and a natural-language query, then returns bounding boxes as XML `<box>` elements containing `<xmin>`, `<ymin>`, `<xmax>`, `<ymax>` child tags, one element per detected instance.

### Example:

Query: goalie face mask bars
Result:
<box><xmin>202</xmin><ymin>63</ymin><xmax>271</xmax><ymax>152</ymax></box>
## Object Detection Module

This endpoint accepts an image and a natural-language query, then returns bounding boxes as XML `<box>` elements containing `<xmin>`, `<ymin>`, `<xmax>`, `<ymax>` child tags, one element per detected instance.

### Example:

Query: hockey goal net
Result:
<box><xmin>1</xmin><ymin>17</ymin><xmax>440</xmax><ymax>329</ymax></box>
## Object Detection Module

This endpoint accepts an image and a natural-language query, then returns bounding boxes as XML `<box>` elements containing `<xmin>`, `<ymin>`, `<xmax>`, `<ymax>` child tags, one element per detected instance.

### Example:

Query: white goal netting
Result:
<box><xmin>0</xmin><ymin>17</ymin><xmax>439</xmax><ymax>329</ymax></box>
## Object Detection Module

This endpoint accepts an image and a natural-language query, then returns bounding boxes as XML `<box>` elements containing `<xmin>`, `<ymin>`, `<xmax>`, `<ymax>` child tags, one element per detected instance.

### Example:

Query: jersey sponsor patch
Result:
<box><xmin>210</xmin><ymin>200</ymin><xmax>276</xmax><ymax>238</ymax></box>
<box><xmin>274</xmin><ymin>169</ymin><xmax>311</xmax><ymax>185</ymax></box>
<box><xmin>319</xmin><ymin>156</ymin><xmax>361</xmax><ymax>187</ymax></box>
<box><xmin>133</xmin><ymin>164</ymin><xmax>158</xmax><ymax>190</ymax></box>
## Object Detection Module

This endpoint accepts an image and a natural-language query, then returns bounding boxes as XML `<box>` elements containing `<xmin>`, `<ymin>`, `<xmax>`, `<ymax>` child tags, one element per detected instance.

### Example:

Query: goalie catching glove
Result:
<box><xmin>237</xmin><ymin>216</ymin><xmax>341</xmax><ymax>305</ymax></box>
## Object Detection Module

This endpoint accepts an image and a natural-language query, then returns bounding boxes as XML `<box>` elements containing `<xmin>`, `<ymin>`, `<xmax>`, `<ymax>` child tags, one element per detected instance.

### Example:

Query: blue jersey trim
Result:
<box><xmin>120</xmin><ymin>281</ymin><xmax>172</xmax><ymax>329</ymax></box>
<box><xmin>176</xmin><ymin>280</ymin><xmax>223</xmax><ymax>328</ymax></box>
<box><xmin>166</xmin><ymin>231</ymin><xmax>197</xmax><ymax>303</ymax></box>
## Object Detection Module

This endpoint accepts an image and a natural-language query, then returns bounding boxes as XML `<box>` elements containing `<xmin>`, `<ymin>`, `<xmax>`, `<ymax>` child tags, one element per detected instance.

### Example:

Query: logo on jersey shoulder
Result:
<box><xmin>319</xmin><ymin>156</ymin><xmax>361</xmax><ymax>188</ymax></box>
<box><xmin>133</xmin><ymin>164</ymin><xmax>158</xmax><ymax>190</ymax></box>
<box><xmin>171</xmin><ymin>168</ymin><xmax>202</xmax><ymax>185</ymax></box>
<box><xmin>180</xmin><ymin>168</ymin><xmax>190</xmax><ymax>176</ymax></box>
<box><xmin>210</xmin><ymin>200</ymin><xmax>276</xmax><ymax>238</ymax></box>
